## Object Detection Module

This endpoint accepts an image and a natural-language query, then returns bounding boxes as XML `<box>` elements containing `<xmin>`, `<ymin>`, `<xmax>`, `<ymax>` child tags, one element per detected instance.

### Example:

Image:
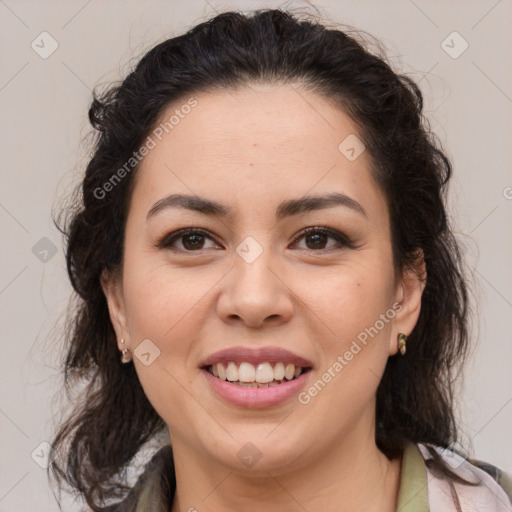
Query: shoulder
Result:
<box><xmin>417</xmin><ymin>443</ymin><xmax>512</xmax><ymax>512</ymax></box>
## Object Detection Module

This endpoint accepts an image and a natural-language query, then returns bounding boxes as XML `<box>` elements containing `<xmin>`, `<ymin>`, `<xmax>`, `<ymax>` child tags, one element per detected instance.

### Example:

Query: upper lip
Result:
<box><xmin>200</xmin><ymin>346</ymin><xmax>314</xmax><ymax>368</ymax></box>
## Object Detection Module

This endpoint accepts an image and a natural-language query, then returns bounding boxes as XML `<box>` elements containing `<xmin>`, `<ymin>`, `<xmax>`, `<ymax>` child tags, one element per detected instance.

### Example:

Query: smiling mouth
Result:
<box><xmin>203</xmin><ymin>361</ymin><xmax>313</xmax><ymax>388</ymax></box>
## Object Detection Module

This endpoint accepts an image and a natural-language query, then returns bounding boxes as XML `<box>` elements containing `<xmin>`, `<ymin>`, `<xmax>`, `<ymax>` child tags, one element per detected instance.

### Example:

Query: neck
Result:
<box><xmin>169</xmin><ymin>426</ymin><xmax>402</xmax><ymax>512</ymax></box>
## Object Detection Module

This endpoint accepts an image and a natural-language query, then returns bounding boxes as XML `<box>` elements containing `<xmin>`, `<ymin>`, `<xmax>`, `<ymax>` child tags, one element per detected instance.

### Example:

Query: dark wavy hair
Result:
<box><xmin>48</xmin><ymin>8</ymin><xmax>473</xmax><ymax>511</ymax></box>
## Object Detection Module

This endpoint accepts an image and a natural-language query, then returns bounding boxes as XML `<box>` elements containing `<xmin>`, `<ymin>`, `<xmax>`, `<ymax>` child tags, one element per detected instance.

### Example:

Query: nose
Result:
<box><xmin>216</xmin><ymin>243</ymin><xmax>294</xmax><ymax>329</ymax></box>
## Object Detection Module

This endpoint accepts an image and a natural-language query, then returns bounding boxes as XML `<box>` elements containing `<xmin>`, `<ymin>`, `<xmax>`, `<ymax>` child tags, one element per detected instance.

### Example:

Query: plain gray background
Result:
<box><xmin>1</xmin><ymin>0</ymin><xmax>511</xmax><ymax>510</ymax></box>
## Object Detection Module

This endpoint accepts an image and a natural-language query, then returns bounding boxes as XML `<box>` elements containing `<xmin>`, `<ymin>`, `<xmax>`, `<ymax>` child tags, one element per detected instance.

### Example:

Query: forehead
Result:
<box><xmin>130</xmin><ymin>84</ymin><xmax>385</xmax><ymax>220</ymax></box>
<box><xmin>149</xmin><ymin>83</ymin><xmax>361</xmax><ymax>162</ymax></box>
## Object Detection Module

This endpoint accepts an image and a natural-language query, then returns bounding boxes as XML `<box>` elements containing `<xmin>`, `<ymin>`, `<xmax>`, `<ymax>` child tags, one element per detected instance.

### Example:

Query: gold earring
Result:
<box><xmin>397</xmin><ymin>333</ymin><xmax>407</xmax><ymax>355</ymax></box>
<box><xmin>120</xmin><ymin>338</ymin><xmax>132</xmax><ymax>364</ymax></box>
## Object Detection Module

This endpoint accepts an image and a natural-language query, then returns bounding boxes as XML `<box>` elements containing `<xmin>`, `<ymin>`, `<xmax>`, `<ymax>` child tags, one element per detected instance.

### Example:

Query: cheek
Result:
<box><xmin>120</xmin><ymin>258</ymin><xmax>214</xmax><ymax>418</ymax></box>
<box><xmin>295</xmin><ymin>259</ymin><xmax>396</xmax><ymax>401</ymax></box>
<box><xmin>120</xmin><ymin>262</ymin><xmax>212</xmax><ymax>423</ymax></box>
<box><xmin>122</xmin><ymin>253</ymin><xmax>212</xmax><ymax>343</ymax></box>
<box><xmin>294</xmin><ymin>259</ymin><xmax>395</xmax><ymax>338</ymax></box>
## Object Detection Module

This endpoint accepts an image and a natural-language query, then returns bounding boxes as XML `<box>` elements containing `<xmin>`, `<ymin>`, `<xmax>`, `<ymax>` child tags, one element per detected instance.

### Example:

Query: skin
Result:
<box><xmin>102</xmin><ymin>83</ymin><xmax>426</xmax><ymax>512</ymax></box>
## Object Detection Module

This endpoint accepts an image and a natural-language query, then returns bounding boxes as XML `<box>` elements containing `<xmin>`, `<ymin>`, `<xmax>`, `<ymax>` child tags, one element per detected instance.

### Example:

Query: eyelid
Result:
<box><xmin>156</xmin><ymin>226</ymin><xmax>356</xmax><ymax>252</ymax></box>
<box><xmin>155</xmin><ymin>227</ymin><xmax>217</xmax><ymax>249</ymax></box>
<box><xmin>291</xmin><ymin>226</ymin><xmax>356</xmax><ymax>250</ymax></box>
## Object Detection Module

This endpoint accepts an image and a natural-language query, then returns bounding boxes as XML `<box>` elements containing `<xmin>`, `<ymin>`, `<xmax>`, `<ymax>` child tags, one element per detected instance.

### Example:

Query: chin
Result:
<box><xmin>203</xmin><ymin>433</ymin><xmax>310</xmax><ymax>475</ymax></box>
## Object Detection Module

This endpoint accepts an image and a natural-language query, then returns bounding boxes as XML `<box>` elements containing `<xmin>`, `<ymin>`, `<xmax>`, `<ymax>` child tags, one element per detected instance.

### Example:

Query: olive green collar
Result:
<box><xmin>396</xmin><ymin>441</ymin><xmax>430</xmax><ymax>512</ymax></box>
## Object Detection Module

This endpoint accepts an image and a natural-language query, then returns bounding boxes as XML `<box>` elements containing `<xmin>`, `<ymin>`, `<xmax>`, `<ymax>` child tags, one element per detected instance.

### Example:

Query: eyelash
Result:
<box><xmin>156</xmin><ymin>226</ymin><xmax>355</xmax><ymax>253</ymax></box>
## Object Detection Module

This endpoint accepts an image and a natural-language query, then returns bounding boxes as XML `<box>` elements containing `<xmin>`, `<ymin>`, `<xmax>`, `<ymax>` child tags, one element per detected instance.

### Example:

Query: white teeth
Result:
<box><xmin>208</xmin><ymin>361</ymin><xmax>306</xmax><ymax>384</ymax></box>
<box><xmin>226</xmin><ymin>361</ymin><xmax>239</xmax><ymax>381</ymax></box>
<box><xmin>217</xmin><ymin>363</ymin><xmax>226</xmax><ymax>380</ymax></box>
<box><xmin>238</xmin><ymin>362</ymin><xmax>256</xmax><ymax>382</ymax></box>
<box><xmin>284</xmin><ymin>363</ymin><xmax>295</xmax><ymax>380</ymax></box>
<box><xmin>274</xmin><ymin>362</ymin><xmax>285</xmax><ymax>380</ymax></box>
<box><xmin>255</xmin><ymin>362</ymin><xmax>274</xmax><ymax>383</ymax></box>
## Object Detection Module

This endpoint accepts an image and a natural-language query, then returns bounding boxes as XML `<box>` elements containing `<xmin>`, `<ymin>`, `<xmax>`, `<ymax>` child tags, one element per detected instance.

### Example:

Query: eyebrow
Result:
<box><xmin>146</xmin><ymin>192</ymin><xmax>367</xmax><ymax>221</ymax></box>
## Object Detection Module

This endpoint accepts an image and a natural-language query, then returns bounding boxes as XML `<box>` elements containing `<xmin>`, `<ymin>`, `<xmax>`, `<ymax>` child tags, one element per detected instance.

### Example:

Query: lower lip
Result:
<box><xmin>201</xmin><ymin>368</ymin><xmax>311</xmax><ymax>408</ymax></box>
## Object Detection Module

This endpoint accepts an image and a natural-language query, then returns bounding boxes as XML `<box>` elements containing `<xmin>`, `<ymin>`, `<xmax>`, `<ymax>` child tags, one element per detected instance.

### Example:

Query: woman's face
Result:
<box><xmin>103</xmin><ymin>84</ymin><xmax>424</xmax><ymax>474</ymax></box>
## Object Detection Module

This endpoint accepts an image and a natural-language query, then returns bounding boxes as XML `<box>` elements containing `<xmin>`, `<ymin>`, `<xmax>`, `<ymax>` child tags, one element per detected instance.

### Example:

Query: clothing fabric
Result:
<box><xmin>107</xmin><ymin>442</ymin><xmax>512</xmax><ymax>511</ymax></box>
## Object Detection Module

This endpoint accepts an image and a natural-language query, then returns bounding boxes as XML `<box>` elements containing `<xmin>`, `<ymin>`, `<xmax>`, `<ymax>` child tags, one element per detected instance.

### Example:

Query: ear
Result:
<box><xmin>100</xmin><ymin>268</ymin><xmax>130</xmax><ymax>352</ymax></box>
<box><xmin>389</xmin><ymin>249</ymin><xmax>427</xmax><ymax>356</ymax></box>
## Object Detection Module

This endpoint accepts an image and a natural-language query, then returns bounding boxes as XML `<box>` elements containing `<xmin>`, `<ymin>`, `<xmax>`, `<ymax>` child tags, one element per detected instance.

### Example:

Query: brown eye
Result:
<box><xmin>157</xmin><ymin>226</ymin><xmax>355</xmax><ymax>254</ymax></box>
<box><xmin>303</xmin><ymin>231</ymin><xmax>329</xmax><ymax>250</ymax></box>
<box><xmin>181</xmin><ymin>232</ymin><xmax>206</xmax><ymax>250</ymax></box>
<box><xmin>292</xmin><ymin>227</ymin><xmax>354</xmax><ymax>252</ymax></box>
<box><xmin>157</xmin><ymin>229</ymin><xmax>219</xmax><ymax>251</ymax></box>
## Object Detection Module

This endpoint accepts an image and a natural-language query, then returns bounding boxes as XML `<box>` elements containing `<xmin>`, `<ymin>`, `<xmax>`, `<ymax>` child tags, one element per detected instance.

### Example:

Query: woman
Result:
<box><xmin>48</xmin><ymin>8</ymin><xmax>512</xmax><ymax>512</ymax></box>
